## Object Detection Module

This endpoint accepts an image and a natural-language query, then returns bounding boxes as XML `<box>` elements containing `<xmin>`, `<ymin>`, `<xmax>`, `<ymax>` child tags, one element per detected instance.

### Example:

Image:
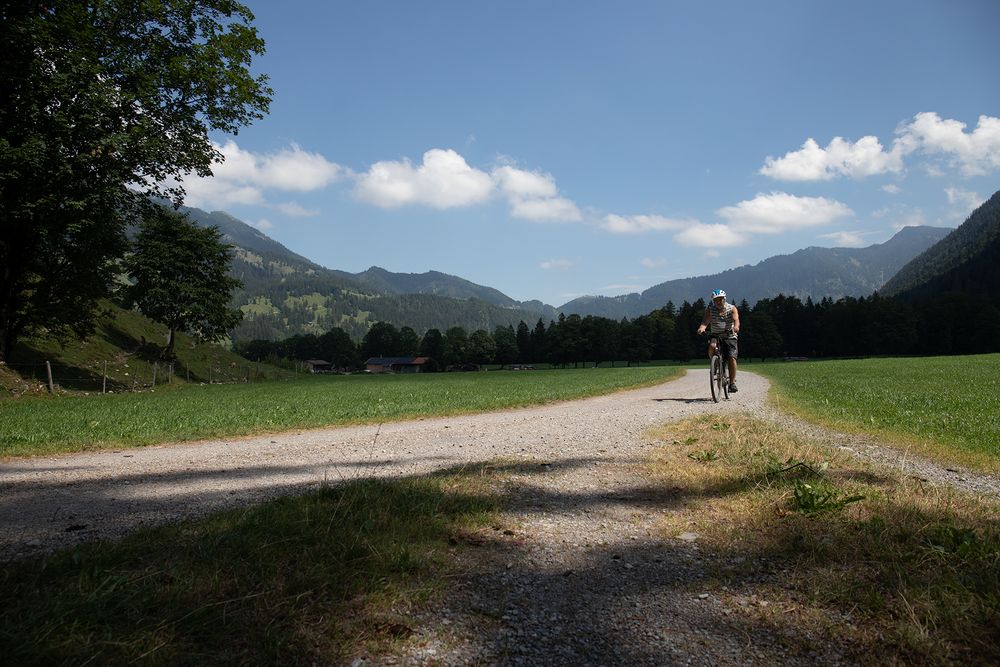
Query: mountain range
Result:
<box><xmin>180</xmin><ymin>208</ymin><xmax>558</xmax><ymax>341</ymax></box>
<box><xmin>181</xmin><ymin>205</ymin><xmax>952</xmax><ymax>341</ymax></box>
<box><xmin>558</xmin><ymin>225</ymin><xmax>951</xmax><ymax>318</ymax></box>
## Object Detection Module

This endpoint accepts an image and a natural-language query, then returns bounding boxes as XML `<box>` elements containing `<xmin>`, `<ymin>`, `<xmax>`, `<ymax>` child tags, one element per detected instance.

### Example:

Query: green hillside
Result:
<box><xmin>880</xmin><ymin>189</ymin><xmax>1000</xmax><ymax>302</ymax></box>
<box><xmin>181</xmin><ymin>206</ymin><xmax>556</xmax><ymax>341</ymax></box>
<box><xmin>1</xmin><ymin>302</ymin><xmax>291</xmax><ymax>398</ymax></box>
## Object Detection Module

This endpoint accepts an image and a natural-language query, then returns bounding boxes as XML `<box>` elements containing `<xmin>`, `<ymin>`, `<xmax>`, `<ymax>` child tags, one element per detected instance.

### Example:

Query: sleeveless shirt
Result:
<box><xmin>708</xmin><ymin>301</ymin><xmax>737</xmax><ymax>338</ymax></box>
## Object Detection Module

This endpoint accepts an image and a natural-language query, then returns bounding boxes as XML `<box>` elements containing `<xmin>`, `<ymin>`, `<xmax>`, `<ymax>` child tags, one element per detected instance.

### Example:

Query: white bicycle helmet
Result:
<box><xmin>711</xmin><ymin>289</ymin><xmax>726</xmax><ymax>299</ymax></box>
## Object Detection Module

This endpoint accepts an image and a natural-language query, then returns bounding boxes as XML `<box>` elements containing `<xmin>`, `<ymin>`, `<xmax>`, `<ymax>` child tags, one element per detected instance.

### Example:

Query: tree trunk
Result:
<box><xmin>163</xmin><ymin>328</ymin><xmax>176</xmax><ymax>361</ymax></box>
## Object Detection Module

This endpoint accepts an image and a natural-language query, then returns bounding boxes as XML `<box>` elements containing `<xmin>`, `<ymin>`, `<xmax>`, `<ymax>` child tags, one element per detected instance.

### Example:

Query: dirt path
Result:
<box><xmin>1</xmin><ymin>369</ymin><xmax>754</xmax><ymax>560</ymax></box>
<box><xmin>2</xmin><ymin>370</ymin><xmax>996</xmax><ymax>664</ymax></box>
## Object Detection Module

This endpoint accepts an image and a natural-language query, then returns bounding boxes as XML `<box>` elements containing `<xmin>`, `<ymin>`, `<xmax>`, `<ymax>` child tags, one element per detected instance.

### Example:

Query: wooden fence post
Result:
<box><xmin>46</xmin><ymin>361</ymin><xmax>54</xmax><ymax>393</ymax></box>
<box><xmin>152</xmin><ymin>363</ymin><xmax>158</xmax><ymax>387</ymax></box>
<box><xmin>102</xmin><ymin>360</ymin><xmax>108</xmax><ymax>394</ymax></box>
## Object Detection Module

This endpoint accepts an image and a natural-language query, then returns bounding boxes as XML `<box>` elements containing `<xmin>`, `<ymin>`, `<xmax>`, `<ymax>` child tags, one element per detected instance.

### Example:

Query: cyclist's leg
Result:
<box><xmin>725</xmin><ymin>338</ymin><xmax>738</xmax><ymax>385</ymax></box>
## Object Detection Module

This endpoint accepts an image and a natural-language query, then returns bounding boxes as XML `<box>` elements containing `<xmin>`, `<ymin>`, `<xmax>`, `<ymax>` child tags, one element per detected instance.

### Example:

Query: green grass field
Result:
<box><xmin>0</xmin><ymin>366</ymin><xmax>681</xmax><ymax>458</ymax></box>
<box><xmin>752</xmin><ymin>354</ymin><xmax>1000</xmax><ymax>471</ymax></box>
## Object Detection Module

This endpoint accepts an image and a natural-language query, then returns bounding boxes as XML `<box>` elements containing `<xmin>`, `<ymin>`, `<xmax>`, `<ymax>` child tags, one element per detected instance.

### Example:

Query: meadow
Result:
<box><xmin>0</xmin><ymin>366</ymin><xmax>681</xmax><ymax>457</ymax></box>
<box><xmin>751</xmin><ymin>353</ymin><xmax>1000</xmax><ymax>472</ymax></box>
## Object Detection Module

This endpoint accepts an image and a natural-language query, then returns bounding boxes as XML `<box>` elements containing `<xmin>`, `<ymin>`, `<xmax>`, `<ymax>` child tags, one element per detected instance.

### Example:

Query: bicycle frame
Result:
<box><xmin>705</xmin><ymin>334</ymin><xmax>730</xmax><ymax>403</ymax></box>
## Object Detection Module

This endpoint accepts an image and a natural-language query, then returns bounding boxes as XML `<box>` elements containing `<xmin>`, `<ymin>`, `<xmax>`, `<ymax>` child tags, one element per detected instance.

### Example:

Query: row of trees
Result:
<box><xmin>235</xmin><ymin>290</ymin><xmax>1000</xmax><ymax>369</ymax></box>
<box><xmin>235</xmin><ymin>300</ymin><xmax>737</xmax><ymax>369</ymax></box>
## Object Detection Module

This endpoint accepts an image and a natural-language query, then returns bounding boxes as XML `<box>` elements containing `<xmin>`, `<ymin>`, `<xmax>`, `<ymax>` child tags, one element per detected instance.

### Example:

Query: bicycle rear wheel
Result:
<box><xmin>710</xmin><ymin>354</ymin><xmax>722</xmax><ymax>403</ymax></box>
<box><xmin>721</xmin><ymin>364</ymin><xmax>730</xmax><ymax>400</ymax></box>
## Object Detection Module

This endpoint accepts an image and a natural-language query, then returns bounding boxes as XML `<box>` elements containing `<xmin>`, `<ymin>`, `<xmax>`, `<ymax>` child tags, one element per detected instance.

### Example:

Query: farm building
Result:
<box><xmin>304</xmin><ymin>359</ymin><xmax>333</xmax><ymax>373</ymax></box>
<box><xmin>364</xmin><ymin>356</ymin><xmax>431</xmax><ymax>373</ymax></box>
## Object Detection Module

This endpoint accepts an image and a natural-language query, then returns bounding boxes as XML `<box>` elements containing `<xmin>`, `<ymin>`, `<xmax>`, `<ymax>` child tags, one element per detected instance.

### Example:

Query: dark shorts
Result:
<box><xmin>711</xmin><ymin>337</ymin><xmax>738</xmax><ymax>360</ymax></box>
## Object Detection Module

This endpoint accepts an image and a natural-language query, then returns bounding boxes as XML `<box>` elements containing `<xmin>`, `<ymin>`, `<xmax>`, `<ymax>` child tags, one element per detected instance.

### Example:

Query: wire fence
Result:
<box><xmin>1</xmin><ymin>358</ymin><xmax>302</xmax><ymax>396</ymax></box>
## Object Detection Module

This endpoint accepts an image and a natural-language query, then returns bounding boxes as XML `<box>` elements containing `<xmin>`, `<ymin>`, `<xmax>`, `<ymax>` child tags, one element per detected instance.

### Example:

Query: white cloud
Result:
<box><xmin>881</xmin><ymin>184</ymin><xmax>901</xmax><ymax>194</ymax></box>
<box><xmin>600</xmin><ymin>214</ymin><xmax>692</xmax><ymax>234</ymax></box>
<box><xmin>178</xmin><ymin>140</ymin><xmax>344</xmax><ymax>209</ymax></box>
<box><xmin>898</xmin><ymin>112</ymin><xmax>1000</xmax><ymax>176</ymax></box>
<box><xmin>640</xmin><ymin>257</ymin><xmax>667</xmax><ymax>269</ymax></box>
<box><xmin>703</xmin><ymin>249</ymin><xmax>721</xmax><ymax>259</ymax></box>
<box><xmin>760</xmin><ymin>136</ymin><xmax>908</xmax><ymax>181</ymax></box>
<box><xmin>181</xmin><ymin>179</ymin><xmax>264</xmax><ymax>208</ymax></box>
<box><xmin>717</xmin><ymin>192</ymin><xmax>853</xmax><ymax>234</ymax></box>
<box><xmin>253</xmin><ymin>218</ymin><xmax>274</xmax><ymax>231</ymax></box>
<box><xmin>510</xmin><ymin>196</ymin><xmax>582</xmax><ymax>222</ymax></box>
<box><xmin>601</xmin><ymin>284</ymin><xmax>644</xmax><ymax>292</ymax></box>
<box><xmin>890</xmin><ymin>209</ymin><xmax>927</xmax><ymax>231</ymax></box>
<box><xmin>355</xmin><ymin>148</ymin><xmax>494</xmax><ymax>209</ymax></box>
<box><xmin>540</xmin><ymin>259</ymin><xmax>574</xmax><ymax>270</ymax></box>
<box><xmin>493</xmin><ymin>165</ymin><xmax>558</xmax><ymax>199</ymax></box>
<box><xmin>760</xmin><ymin>113</ymin><xmax>1000</xmax><ymax>182</ymax></box>
<box><xmin>493</xmin><ymin>164</ymin><xmax>582</xmax><ymax>222</ymax></box>
<box><xmin>275</xmin><ymin>201</ymin><xmax>320</xmax><ymax>217</ymax></box>
<box><xmin>945</xmin><ymin>187</ymin><xmax>982</xmax><ymax>212</ymax></box>
<box><xmin>674</xmin><ymin>223</ymin><xmax>746</xmax><ymax>247</ymax></box>
<box><xmin>821</xmin><ymin>231</ymin><xmax>866</xmax><ymax>247</ymax></box>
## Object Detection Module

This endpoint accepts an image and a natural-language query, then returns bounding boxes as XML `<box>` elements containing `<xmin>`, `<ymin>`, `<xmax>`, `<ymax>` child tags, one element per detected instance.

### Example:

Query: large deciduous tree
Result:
<box><xmin>0</xmin><ymin>0</ymin><xmax>271</xmax><ymax>361</ymax></box>
<box><xmin>123</xmin><ymin>207</ymin><xmax>243</xmax><ymax>359</ymax></box>
<box><xmin>360</xmin><ymin>322</ymin><xmax>403</xmax><ymax>360</ymax></box>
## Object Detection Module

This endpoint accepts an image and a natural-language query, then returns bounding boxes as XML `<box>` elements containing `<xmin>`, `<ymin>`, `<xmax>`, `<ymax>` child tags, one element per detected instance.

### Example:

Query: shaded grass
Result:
<box><xmin>752</xmin><ymin>355</ymin><xmax>1000</xmax><ymax>473</ymax></box>
<box><xmin>2</xmin><ymin>302</ymin><xmax>293</xmax><ymax>397</ymax></box>
<box><xmin>0</xmin><ymin>366</ymin><xmax>680</xmax><ymax>458</ymax></box>
<box><xmin>646</xmin><ymin>415</ymin><xmax>1000</xmax><ymax>665</ymax></box>
<box><xmin>0</xmin><ymin>467</ymin><xmax>503</xmax><ymax>665</ymax></box>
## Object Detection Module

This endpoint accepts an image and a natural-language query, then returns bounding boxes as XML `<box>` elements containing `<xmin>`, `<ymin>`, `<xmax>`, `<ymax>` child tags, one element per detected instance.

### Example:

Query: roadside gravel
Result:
<box><xmin>1</xmin><ymin>369</ymin><xmax>995</xmax><ymax>665</ymax></box>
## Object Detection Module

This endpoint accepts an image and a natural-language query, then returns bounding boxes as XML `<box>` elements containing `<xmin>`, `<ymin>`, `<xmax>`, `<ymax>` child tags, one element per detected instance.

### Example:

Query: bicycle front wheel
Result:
<box><xmin>710</xmin><ymin>354</ymin><xmax>722</xmax><ymax>403</ymax></box>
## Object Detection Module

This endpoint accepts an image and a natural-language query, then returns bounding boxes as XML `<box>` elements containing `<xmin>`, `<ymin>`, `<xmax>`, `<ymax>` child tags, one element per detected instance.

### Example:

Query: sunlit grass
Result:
<box><xmin>0</xmin><ymin>366</ymin><xmax>681</xmax><ymax>457</ymax></box>
<box><xmin>646</xmin><ymin>415</ymin><xmax>1000</xmax><ymax>664</ymax></box>
<box><xmin>752</xmin><ymin>354</ymin><xmax>1000</xmax><ymax>472</ymax></box>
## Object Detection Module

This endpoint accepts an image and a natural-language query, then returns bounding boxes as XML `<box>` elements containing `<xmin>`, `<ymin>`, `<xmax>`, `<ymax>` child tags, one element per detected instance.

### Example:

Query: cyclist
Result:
<box><xmin>697</xmin><ymin>289</ymin><xmax>740</xmax><ymax>392</ymax></box>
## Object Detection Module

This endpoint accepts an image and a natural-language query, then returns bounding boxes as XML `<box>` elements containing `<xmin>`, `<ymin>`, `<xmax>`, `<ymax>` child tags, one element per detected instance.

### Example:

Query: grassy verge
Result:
<box><xmin>647</xmin><ymin>415</ymin><xmax>1000</xmax><ymax>665</ymax></box>
<box><xmin>0</xmin><ymin>466</ymin><xmax>504</xmax><ymax>665</ymax></box>
<box><xmin>752</xmin><ymin>355</ymin><xmax>1000</xmax><ymax>474</ymax></box>
<box><xmin>2</xmin><ymin>303</ymin><xmax>294</xmax><ymax>397</ymax></box>
<box><xmin>0</xmin><ymin>366</ymin><xmax>681</xmax><ymax>458</ymax></box>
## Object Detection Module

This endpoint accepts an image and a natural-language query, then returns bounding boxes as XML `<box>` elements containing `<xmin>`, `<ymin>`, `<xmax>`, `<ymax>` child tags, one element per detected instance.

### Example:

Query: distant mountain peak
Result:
<box><xmin>881</xmin><ymin>189</ymin><xmax>1000</xmax><ymax>300</ymax></box>
<box><xmin>559</xmin><ymin>225</ymin><xmax>951</xmax><ymax>318</ymax></box>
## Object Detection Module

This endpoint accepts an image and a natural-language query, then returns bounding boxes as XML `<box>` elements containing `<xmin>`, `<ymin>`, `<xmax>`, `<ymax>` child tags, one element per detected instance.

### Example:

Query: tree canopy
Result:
<box><xmin>0</xmin><ymin>0</ymin><xmax>271</xmax><ymax>360</ymax></box>
<box><xmin>122</xmin><ymin>207</ymin><xmax>243</xmax><ymax>358</ymax></box>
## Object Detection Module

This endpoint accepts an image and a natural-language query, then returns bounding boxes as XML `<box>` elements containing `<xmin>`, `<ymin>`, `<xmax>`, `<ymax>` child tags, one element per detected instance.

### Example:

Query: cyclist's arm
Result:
<box><xmin>697</xmin><ymin>308</ymin><xmax>711</xmax><ymax>334</ymax></box>
<box><xmin>732</xmin><ymin>306</ymin><xmax>740</xmax><ymax>334</ymax></box>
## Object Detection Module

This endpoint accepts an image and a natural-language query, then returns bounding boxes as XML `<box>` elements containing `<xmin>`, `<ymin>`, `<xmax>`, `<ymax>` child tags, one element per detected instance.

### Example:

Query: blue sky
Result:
<box><xmin>182</xmin><ymin>0</ymin><xmax>1000</xmax><ymax>307</ymax></box>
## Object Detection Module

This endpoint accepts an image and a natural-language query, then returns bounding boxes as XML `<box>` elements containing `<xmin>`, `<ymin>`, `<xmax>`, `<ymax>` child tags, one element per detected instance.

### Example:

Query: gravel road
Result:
<box><xmin>2</xmin><ymin>369</ymin><xmax>996</xmax><ymax>665</ymax></box>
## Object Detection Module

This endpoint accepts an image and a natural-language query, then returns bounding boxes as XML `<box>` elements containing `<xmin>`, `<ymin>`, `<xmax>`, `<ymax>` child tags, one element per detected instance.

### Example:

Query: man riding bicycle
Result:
<box><xmin>697</xmin><ymin>289</ymin><xmax>740</xmax><ymax>392</ymax></box>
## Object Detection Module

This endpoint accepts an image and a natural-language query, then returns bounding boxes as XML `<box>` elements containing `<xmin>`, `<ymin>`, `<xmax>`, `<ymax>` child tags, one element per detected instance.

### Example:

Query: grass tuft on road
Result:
<box><xmin>0</xmin><ymin>466</ymin><xmax>504</xmax><ymax>665</ymax></box>
<box><xmin>647</xmin><ymin>415</ymin><xmax>1000</xmax><ymax>665</ymax></box>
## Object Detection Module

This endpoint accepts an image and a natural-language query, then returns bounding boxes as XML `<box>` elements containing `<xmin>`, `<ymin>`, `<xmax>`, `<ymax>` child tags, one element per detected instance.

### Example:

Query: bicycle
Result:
<box><xmin>703</xmin><ymin>333</ymin><xmax>730</xmax><ymax>403</ymax></box>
